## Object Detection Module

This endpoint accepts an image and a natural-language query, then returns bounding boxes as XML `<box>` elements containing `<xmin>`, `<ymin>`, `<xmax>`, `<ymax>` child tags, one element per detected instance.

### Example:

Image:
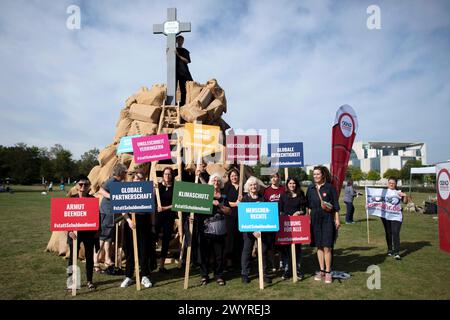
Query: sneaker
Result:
<box><xmin>241</xmin><ymin>275</ymin><xmax>250</xmax><ymax>284</ymax></box>
<box><xmin>394</xmin><ymin>254</ymin><xmax>401</xmax><ymax>260</ymax></box>
<box><xmin>120</xmin><ymin>277</ymin><xmax>133</xmax><ymax>288</ymax></box>
<box><xmin>325</xmin><ymin>272</ymin><xmax>333</xmax><ymax>284</ymax></box>
<box><xmin>296</xmin><ymin>272</ymin><xmax>304</xmax><ymax>281</ymax></box>
<box><xmin>387</xmin><ymin>251</ymin><xmax>393</xmax><ymax>257</ymax></box>
<box><xmin>141</xmin><ymin>276</ymin><xmax>153</xmax><ymax>288</ymax></box>
<box><xmin>281</xmin><ymin>272</ymin><xmax>290</xmax><ymax>280</ymax></box>
<box><xmin>314</xmin><ymin>271</ymin><xmax>325</xmax><ymax>281</ymax></box>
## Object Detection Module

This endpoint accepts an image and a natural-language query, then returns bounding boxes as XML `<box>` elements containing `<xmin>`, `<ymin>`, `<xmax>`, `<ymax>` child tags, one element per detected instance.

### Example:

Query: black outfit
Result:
<box><xmin>181</xmin><ymin>169</ymin><xmax>210</xmax><ymax>267</ymax></box>
<box><xmin>123</xmin><ymin>214</ymin><xmax>152</xmax><ymax>279</ymax></box>
<box><xmin>156</xmin><ymin>182</ymin><xmax>176</xmax><ymax>261</ymax></box>
<box><xmin>99</xmin><ymin>177</ymin><xmax>120</xmax><ymax>242</ymax></box>
<box><xmin>240</xmin><ymin>194</ymin><xmax>271</xmax><ymax>278</ymax></box>
<box><xmin>176</xmin><ymin>47</ymin><xmax>193</xmax><ymax>106</ymax></box>
<box><xmin>222</xmin><ymin>183</ymin><xmax>243</xmax><ymax>267</ymax></box>
<box><xmin>306</xmin><ymin>183</ymin><xmax>340</xmax><ymax>248</ymax></box>
<box><xmin>67</xmin><ymin>194</ymin><xmax>100</xmax><ymax>283</ymax></box>
<box><xmin>278</xmin><ymin>192</ymin><xmax>308</xmax><ymax>277</ymax></box>
<box><xmin>381</xmin><ymin>194</ymin><xmax>404</xmax><ymax>255</ymax></box>
<box><xmin>198</xmin><ymin>191</ymin><xmax>227</xmax><ymax>280</ymax></box>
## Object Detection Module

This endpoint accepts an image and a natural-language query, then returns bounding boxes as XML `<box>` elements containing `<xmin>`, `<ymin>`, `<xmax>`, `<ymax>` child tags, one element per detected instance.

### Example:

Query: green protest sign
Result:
<box><xmin>172</xmin><ymin>181</ymin><xmax>214</xmax><ymax>214</ymax></box>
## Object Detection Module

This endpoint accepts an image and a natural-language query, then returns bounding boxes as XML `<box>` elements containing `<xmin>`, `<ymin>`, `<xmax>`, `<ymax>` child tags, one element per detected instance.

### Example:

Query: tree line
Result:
<box><xmin>0</xmin><ymin>143</ymin><xmax>99</xmax><ymax>185</ymax></box>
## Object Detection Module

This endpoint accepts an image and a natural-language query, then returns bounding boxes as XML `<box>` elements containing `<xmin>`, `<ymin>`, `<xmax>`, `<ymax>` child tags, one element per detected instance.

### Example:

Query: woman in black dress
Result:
<box><xmin>199</xmin><ymin>173</ymin><xmax>230</xmax><ymax>286</ymax></box>
<box><xmin>306</xmin><ymin>166</ymin><xmax>340</xmax><ymax>284</ymax></box>
<box><xmin>222</xmin><ymin>169</ymin><xmax>242</xmax><ymax>270</ymax></box>
<box><xmin>278</xmin><ymin>177</ymin><xmax>308</xmax><ymax>280</ymax></box>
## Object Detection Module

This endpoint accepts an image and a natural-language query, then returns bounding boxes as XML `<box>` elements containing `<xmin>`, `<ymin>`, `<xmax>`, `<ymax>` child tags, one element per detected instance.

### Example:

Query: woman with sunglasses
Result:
<box><xmin>67</xmin><ymin>175</ymin><xmax>99</xmax><ymax>291</ymax></box>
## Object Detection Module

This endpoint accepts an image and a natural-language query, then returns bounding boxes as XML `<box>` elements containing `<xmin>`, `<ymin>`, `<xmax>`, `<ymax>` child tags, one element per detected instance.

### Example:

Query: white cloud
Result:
<box><xmin>0</xmin><ymin>0</ymin><xmax>449</xmax><ymax>165</ymax></box>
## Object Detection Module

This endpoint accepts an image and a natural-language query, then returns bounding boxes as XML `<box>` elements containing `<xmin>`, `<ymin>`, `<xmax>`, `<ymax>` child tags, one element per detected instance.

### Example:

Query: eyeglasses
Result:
<box><xmin>78</xmin><ymin>183</ymin><xmax>89</xmax><ymax>187</ymax></box>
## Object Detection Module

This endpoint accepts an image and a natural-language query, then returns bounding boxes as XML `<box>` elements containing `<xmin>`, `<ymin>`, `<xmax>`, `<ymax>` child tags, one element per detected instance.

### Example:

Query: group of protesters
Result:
<box><xmin>67</xmin><ymin>162</ymin><xmax>407</xmax><ymax>291</ymax></box>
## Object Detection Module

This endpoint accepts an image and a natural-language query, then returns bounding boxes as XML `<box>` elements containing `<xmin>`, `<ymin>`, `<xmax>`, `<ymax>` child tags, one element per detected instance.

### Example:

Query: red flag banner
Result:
<box><xmin>331</xmin><ymin>105</ymin><xmax>358</xmax><ymax>198</ymax></box>
<box><xmin>226</xmin><ymin>135</ymin><xmax>261</xmax><ymax>164</ymax></box>
<box><xmin>436</xmin><ymin>163</ymin><xmax>450</xmax><ymax>253</ymax></box>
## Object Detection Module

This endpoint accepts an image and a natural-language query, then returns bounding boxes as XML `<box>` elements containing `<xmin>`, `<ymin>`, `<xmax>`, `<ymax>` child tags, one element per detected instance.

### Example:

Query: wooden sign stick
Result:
<box><xmin>257</xmin><ymin>236</ymin><xmax>264</xmax><ymax>290</ymax></box>
<box><xmin>184</xmin><ymin>154</ymin><xmax>201</xmax><ymax>289</ymax></box>
<box><xmin>115</xmin><ymin>223</ymin><xmax>119</xmax><ymax>269</ymax></box>
<box><xmin>239</xmin><ymin>162</ymin><xmax>244</xmax><ymax>197</ymax></box>
<box><xmin>131</xmin><ymin>213</ymin><xmax>141</xmax><ymax>291</ymax></box>
<box><xmin>291</xmin><ymin>244</ymin><xmax>297</xmax><ymax>283</ymax></box>
<box><xmin>72</xmin><ymin>231</ymin><xmax>78</xmax><ymax>296</ymax></box>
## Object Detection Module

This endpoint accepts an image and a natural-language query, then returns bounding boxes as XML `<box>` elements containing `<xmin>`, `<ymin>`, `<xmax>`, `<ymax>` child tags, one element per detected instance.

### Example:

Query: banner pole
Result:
<box><xmin>291</xmin><ymin>243</ymin><xmax>297</xmax><ymax>283</ymax></box>
<box><xmin>257</xmin><ymin>236</ymin><xmax>264</xmax><ymax>290</ymax></box>
<box><xmin>72</xmin><ymin>231</ymin><xmax>78</xmax><ymax>296</ymax></box>
<box><xmin>285</xmin><ymin>168</ymin><xmax>289</xmax><ymax>184</ymax></box>
<box><xmin>365</xmin><ymin>186</ymin><xmax>370</xmax><ymax>244</ymax></box>
<box><xmin>132</xmin><ymin>213</ymin><xmax>141</xmax><ymax>291</ymax></box>
<box><xmin>177</xmin><ymin>234</ymin><xmax>185</xmax><ymax>269</ymax></box>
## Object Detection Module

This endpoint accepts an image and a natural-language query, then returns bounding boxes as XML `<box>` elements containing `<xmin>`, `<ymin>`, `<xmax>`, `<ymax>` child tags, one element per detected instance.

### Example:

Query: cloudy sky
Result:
<box><xmin>0</xmin><ymin>0</ymin><xmax>449</xmax><ymax>166</ymax></box>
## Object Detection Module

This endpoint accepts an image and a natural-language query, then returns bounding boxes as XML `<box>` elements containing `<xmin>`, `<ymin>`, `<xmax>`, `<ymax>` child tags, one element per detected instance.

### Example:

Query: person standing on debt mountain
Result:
<box><xmin>175</xmin><ymin>35</ymin><xmax>193</xmax><ymax>106</ymax></box>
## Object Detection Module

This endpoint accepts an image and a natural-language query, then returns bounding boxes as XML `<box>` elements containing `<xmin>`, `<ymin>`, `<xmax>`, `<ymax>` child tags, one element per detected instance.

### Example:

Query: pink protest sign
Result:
<box><xmin>132</xmin><ymin>134</ymin><xmax>172</xmax><ymax>164</ymax></box>
<box><xmin>226</xmin><ymin>135</ymin><xmax>261</xmax><ymax>163</ymax></box>
<box><xmin>275</xmin><ymin>215</ymin><xmax>311</xmax><ymax>245</ymax></box>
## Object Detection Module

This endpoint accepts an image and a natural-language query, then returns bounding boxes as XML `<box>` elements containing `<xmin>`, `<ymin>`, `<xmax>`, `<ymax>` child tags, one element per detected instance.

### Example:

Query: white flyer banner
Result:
<box><xmin>365</xmin><ymin>187</ymin><xmax>403</xmax><ymax>222</ymax></box>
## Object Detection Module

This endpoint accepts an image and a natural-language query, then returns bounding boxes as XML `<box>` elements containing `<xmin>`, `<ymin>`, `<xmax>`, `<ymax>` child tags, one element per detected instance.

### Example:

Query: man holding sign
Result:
<box><xmin>239</xmin><ymin>177</ymin><xmax>279</xmax><ymax>287</ymax></box>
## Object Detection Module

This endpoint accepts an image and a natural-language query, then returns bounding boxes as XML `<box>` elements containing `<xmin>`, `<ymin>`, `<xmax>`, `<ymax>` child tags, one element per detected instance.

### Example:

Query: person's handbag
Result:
<box><xmin>316</xmin><ymin>187</ymin><xmax>333</xmax><ymax>212</ymax></box>
<box><xmin>204</xmin><ymin>213</ymin><xmax>227</xmax><ymax>236</ymax></box>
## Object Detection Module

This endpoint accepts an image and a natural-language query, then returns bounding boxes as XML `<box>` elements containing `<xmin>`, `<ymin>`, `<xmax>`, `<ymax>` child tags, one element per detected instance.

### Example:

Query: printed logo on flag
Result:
<box><xmin>268</xmin><ymin>142</ymin><xmax>304</xmax><ymax>168</ymax></box>
<box><xmin>132</xmin><ymin>134</ymin><xmax>171</xmax><ymax>164</ymax></box>
<box><xmin>226</xmin><ymin>135</ymin><xmax>261</xmax><ymax>163</ymax></box>
<box><xmin>50</xmin><ymin>198</ymin><xmax>99</xmax><ymax>231</ymax></box>
<box><xmin>438</xmin><ymin>169</ymin><xmax>450</xmax><ymax>201</ymax></box>
<box><xmin>110</xmin><ymin>182</ymin><xmax>154</xmax><ymax>214</ymax></box>
<box><xmin>339</xmin><ymin>113</ymin><xmax>354</xmax><ymax>138</ymax></box>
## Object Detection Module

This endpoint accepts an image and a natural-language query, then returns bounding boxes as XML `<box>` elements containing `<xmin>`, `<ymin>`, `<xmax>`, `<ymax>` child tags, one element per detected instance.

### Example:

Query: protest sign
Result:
<box><xmin>183</xmin><ymin>123</ymin><xmax>221</xmax><ymax>158</ymax></box>
<box><xmin>110</xmin><ymin>181</ymin><xmax>154</xmax><ymax>214</ymax></box>
<box><xmin>275</xmin><ymin>215</ymin><xmax>311</xmax><ymax>245</ymax></box>
<box><xmin>268</xmin><ymin>142</ymin><xmax>304</xmax><ymax>168</ymax></box>
<box><xmin>172</xmin><ymin>181</ymin><xmax>214</xmax><ymax>215</ymax></box>
<box><xmin>50</xmin><ymin>198</ymin><xmax>99</xmax><ymax>231</ymax></box>
<box><xmin>238</xmin><ymin>202</ymin><xmax>279</xmax><ymax>232</ymax></box>
<box><xmin>132</xmin><ymin>134</ymin><xmax>171</xmax><ymax>164</ymax></box>
<box><xmin>117</xmin><ymin>135</ymin><xmax>141</xmax><ymax>154</ymax></box>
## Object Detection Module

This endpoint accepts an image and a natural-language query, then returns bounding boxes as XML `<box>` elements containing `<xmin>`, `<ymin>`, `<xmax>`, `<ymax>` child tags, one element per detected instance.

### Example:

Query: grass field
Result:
<box><xmin>0</xmin><ymin>185</ymin><xmax>449</xmax><ymax>300</ymax></box>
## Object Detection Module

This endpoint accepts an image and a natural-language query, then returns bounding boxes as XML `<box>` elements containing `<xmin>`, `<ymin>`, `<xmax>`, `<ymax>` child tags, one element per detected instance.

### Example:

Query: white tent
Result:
<box><xmin>409</xmin><ymin>166</ymin><xmax>436</xmax><ymax>193</ymax></box>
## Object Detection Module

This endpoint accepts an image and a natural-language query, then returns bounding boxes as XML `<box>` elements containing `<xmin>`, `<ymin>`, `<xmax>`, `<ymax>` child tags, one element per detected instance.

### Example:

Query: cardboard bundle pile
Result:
<box><xmin>47</xmin><ymin>79</ymin><xmax>258</xmax><ymax>257</ymax></box>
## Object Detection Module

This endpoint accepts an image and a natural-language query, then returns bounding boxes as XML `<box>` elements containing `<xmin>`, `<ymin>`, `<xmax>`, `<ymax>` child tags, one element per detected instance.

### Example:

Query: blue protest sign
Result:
<box><xmin>117</xmin><ymin>135</ymin><xmax>141</xmax><ymax>154</ymax></box>
<box><xmin>268</xmin><ymin>142</ymin><xmax>304</xmax><ymax>168</ymax></box>
<box><xmin>110</xmin><ymin>181</ymin><xmax>154</xmax><ymax>214</ymax></box>
<box><xmin>238</xmin><ymin>202</ymin><xmax>280</xmax><ymax>232</ymax></box>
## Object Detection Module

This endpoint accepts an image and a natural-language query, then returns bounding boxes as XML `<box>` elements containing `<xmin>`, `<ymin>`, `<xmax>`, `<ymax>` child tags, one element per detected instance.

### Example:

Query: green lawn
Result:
<box><xmin>0</xmin><ymin>185</ymin><xmax>449</xmax><ymax>300</ymax></box>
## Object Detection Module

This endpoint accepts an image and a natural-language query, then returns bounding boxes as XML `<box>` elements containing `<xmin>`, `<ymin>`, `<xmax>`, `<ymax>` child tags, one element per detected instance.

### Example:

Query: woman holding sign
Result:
<box><xmin>240</xmin><ymin>177</ymin><xmax>272</xmax><ymax>284</ymax></box>
<box><xmin>278</xmin><ymin>177</ymin><xmax>308</xmax><ymax>280</ymax></box>
<box><xmin>120</xmin><ymin>170</ymin><xmax>154</xmax><ymax>288</ymax></box>
<box><xmin>381</xmin><ymin>177</ymin><xmax>408</xmax><ymax>260</ymax></box>
<box><xmin>223</xmin><ymin>169</ymin><xmax>242</xmax><ymax>271</ymax></box>
<box><xmin>306</xmin><ymin>166</ymin><xmax>340</xmax><ymax>284</ymax></box>
<box><xmin>156</xmin><ymin>167</ymin><xmax>177</xmax><ymax>273</ymax></box>
<box><xmin>67</xmin><ymin>175</ymin><xmax>99</xmax><ymax>291</ymax></box>
<box><xmin>198</xmin><ymin>173</ymin><xmax>230</xmax><ymax>286</ymax></box>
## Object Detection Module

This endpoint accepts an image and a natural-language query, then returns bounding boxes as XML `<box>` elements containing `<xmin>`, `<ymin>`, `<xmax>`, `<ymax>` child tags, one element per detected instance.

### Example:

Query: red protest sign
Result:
<box><xmin>275</xmin><ymin>215</ymin><xmax>311</xmax><ymax>245</ymax></box>
<box><xmin>226</xmin><ymin>135</ymin><xmax>261</xmax><ymax>163</ymax></box>
<box><xmin>50</xmin><ymin>198</ymin><xmax>99</xmax><ymax>231</ymax></box>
